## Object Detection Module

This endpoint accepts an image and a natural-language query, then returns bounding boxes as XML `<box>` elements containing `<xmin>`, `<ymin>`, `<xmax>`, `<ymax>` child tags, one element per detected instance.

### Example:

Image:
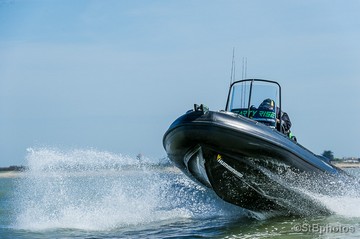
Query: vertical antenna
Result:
<box><xmin>245</xmin><ymin>57</ymin><xmax>247</xmax><ymax>79</ymax></box>
<box><xmin>242</xmin><ymin>57</ymin><xmax>248</xmax><ymax>107</ymax></box>
<box><xmin>230</xmin><ymin>47</ymin><xmax>235</xmax><ymax>85</ymax></box>
<box><xmin>242</xmin><ymin>57</ymin><xmax>244</xmax><ymax>80</ymax></box>
<box><xmin>242</xmin><ymin>57</ymin><xmax>248</xmax><ymax>79</ymax></box>
<box><xmin>233</xmin><ymin>62</ymin><xmax>236</xmax><ymax>82</ymax></box>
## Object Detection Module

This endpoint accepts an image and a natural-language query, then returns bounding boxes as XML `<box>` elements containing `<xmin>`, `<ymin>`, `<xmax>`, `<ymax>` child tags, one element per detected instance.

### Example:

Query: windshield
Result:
<box><xmin>225</xmin><ymin>79</ymin><xmax>281</xmax><ymax>128</ymax></box>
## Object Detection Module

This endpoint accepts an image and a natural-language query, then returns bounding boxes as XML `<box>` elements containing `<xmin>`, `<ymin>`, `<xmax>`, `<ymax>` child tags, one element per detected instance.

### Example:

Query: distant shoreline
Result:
<box><xmin>332</xmin><ymin>162</ymin><xmax>360</xmax><ymax>168</ymax></box>
<box><xmin>0</xmin><ymin>166</ymin><xmax>26</xmax><ymax>178</ymax></box>
<box><xmin>0</xmin><ymin>162</ymin><xmax>359</xmax><ymax>179</ymax></box>
<box><xmin>0</xmin><ymin>171</ymin><xmax>22</xmax><ymax>178</ymax></box>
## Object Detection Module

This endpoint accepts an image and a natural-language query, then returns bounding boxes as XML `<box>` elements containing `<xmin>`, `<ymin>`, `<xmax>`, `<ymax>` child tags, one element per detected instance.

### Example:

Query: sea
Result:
<box><xmin>1</xmin><ymin>148</ymin><xmax>360</xmax><ymax>239</ymax></box>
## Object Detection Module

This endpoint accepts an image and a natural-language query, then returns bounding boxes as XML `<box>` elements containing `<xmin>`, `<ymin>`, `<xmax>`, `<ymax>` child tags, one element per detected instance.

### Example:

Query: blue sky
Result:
<box><xmin>0</xmin><ymin>0</ymin><xmax>359</xmax><ymax>166</ymax></box>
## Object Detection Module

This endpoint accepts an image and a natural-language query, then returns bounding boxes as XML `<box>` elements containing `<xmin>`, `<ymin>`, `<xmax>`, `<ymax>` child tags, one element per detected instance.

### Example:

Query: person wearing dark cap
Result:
<box><xmin>257</xmin><ymin>98</ymin><xmax>296</xmax><ymax>141</ymax></box>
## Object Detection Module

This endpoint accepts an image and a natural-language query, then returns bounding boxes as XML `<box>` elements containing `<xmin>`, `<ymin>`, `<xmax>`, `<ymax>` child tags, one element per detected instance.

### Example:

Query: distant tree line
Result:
<box><xmin>321</xmin><ymin>150</ymin><xmax>359</xmax><ymax>162</ymax></box>
<box><xmin>322</xmin><ymin>150</ymin><xmax>335</xmax><ymax>161</ymax></box>
<box><xmin>0</xmin><ymin>166</ymin><xmax>27</xmax><ymax>172</ymax></box>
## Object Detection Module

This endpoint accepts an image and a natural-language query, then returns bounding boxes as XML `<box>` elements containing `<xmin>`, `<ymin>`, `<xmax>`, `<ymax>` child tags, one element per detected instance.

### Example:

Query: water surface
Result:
<box><xmin>1</xmin><ymin>148</ymin><xmax>360</xmax><ymax>238</ymax></box>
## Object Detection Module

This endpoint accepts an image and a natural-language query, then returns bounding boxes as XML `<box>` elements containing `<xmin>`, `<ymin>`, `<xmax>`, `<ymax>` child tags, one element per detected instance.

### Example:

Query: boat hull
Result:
<box><xmin>163</xmin><ymin>109</ymin><xmax>346</xmax><ymax>214</ymax></box>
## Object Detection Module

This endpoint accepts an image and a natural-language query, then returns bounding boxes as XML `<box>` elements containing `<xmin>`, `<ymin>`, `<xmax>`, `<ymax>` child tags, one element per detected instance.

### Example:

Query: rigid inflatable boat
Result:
<box><xmin>163</xmin><ymin>79</ymin><xmax>350</xmax><ymax>215</ymax></box>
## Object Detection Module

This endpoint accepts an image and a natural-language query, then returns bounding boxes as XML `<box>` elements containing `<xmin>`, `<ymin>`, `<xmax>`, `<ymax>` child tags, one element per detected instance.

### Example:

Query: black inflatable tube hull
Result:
<box><xmin>163</xmin><ymin>110</ymin><xmax>345</xmax><ymax>214</ymax></box>
<box><xmin>164</xmin><ymin>110</ymin><xmax>336</xmax><ymax>174</ymax></box>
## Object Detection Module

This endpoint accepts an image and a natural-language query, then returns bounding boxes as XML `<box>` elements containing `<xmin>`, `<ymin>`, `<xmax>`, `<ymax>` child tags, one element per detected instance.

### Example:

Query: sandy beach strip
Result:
<box><xmin>0</xmin><ymin>171</ymin><xmax>23</xmax><ymax>178</ymax></box>
<box><xmin>332</xmin><ymin>162</ymin><xmax>360</xmax><ymax>168</ymax></box>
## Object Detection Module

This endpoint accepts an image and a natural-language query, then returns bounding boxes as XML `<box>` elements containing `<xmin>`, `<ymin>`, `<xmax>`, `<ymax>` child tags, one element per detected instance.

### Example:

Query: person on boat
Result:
<box><xmin>257</xmin><ymin>98</ymin><xmax>296</xmax><ymax>141</ymax></box>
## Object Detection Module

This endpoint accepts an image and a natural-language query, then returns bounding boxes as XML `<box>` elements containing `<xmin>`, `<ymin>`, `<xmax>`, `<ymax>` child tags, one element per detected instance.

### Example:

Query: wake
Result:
<box><xmin>11</xmin><ymin>147</ymin><xmax>360</xmax><ymax>231</ymax></box>
<box><xmin>12</xmin><ymin>147</ymin><xmax>245</xmax><ymax>231</ymax></box>
<box><xmin>255</xmin><ymin>160</ymin><xmax>360</xmax><ymax>217</ymax></box>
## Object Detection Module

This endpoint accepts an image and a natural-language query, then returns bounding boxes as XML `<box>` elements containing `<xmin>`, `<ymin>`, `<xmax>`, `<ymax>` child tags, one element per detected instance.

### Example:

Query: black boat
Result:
<box><xmin>163</xmin><ymin>79</ymin><xmax>351</xmax><ymax>215</ymax></box>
